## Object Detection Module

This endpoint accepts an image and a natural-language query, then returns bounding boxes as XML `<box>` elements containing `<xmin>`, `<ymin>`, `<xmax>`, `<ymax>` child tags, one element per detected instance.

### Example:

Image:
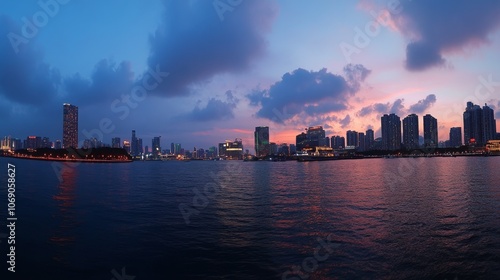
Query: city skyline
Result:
<box><xmin>1</xmin><ymin>100</ymin><xmax>498</xmax><ymax>155</ymax></box>
<box><xmin>1</xmin><ymin>1</ymin><xmax>500</xmax><ymax>150</ymax></box>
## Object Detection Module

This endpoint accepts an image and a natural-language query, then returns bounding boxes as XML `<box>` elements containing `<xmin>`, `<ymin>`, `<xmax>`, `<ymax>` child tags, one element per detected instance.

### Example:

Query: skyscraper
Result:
<box><xmin>307</xmin><ymin>126</ymin><xmax>326</xmax><ymax>147</ymax></box>
<box><xmin>381</xmin><ymin>113</ymin><xmax>401</xmax><ymax>151</ymax></box>
<box><xmin>403</xmin><ymin>114</ymin><xmax>419</xmax><ymax>150</ymax></box>
<box><xmin>358</xmin><ymin>132</ymin><xmax>365</xmax><ymax>151</ymax></box>
<box><xmin>254</xmin><ymin>126</ymin><xmax>270</xmax><ymax>157</ymax></box>
<box><xmin>152</xmin><ymin>136</ymin><xmax>161</xmax><ymax>157</ymax></box>
<box><xmin>296</xmin><ymin>132</ymin><xmax>307</xmax><ymax>151</ymax></box>
<box><xmin>346</xmin><ymin>130</ymin><xmax>358</xmax><ymax>148</ymax></box>
<box><xmin>482</xmin><ymin>104</ymin><xmax>497</xmax><ymax>144</ymax></box>
<box><xmin>131</xmin><ymin>130</ymin><xmax>138</xmax><ymax>156</ymax></box>
<box><xmin>63</xmin><ymin>103</ymin><xmax>78</xmax><ymax>148</ymax></box>
<box><xmin>365</xmin><ymin>129</ymin><xmax>374</xmax><ymax>150</ymax></box>
<box><xmin>423</xmin><ymin>114</ymin><xmax>438</xmax><ymax>148</ymax></box>
<box><xmin>449</xmin><ymin>127</ymin><xmax>462</xmax><ymax>147</ymax></box>
<box><xmin>463</xmin><ymin>102</ymin><xmax>483</xmax><ymax>146</ymax></box>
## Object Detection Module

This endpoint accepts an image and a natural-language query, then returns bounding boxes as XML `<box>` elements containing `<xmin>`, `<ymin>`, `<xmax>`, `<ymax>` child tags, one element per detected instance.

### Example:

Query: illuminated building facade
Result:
<box><xmin>254</xmin><ymin>126</ymin><xmax>270</xmax><ymax>157</ymax></box>
<box><xmin>63</xmin><ymin>103</ymin><xmax>78</xmax><ymax>148</ymax></box>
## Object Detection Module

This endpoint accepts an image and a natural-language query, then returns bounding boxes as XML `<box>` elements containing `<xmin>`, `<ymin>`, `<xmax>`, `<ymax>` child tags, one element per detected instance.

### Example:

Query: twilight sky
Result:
<box><xmin>1</xmin><ymin>0</ymin><xmax>500</xmax><ymax>152</ymax></box>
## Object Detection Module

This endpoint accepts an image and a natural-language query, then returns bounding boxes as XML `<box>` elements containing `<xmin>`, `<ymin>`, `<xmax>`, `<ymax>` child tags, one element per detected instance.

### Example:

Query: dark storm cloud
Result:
<box><xmin>187</xmin><ymin>90</ymin><xmax>239</xmax><ymax>122</ymax></box>
<box><xmin>64</xmin><ymin>59</ymin><xmax>134</xmax><ymax>106</ymax></box>
<box><xmin>146</xmin><ymin>0</ymin><xmax>277</xmax><ymax>96</ymax></box>
<box><xmin>408</xmin><ymin>94</ymin><xmax>436</xmax><ymax>113</ymax></box>
<box><xmin>248</xmin><ymin>65</ymin><xmax>370</xmax><ymax>123</ymax></box>
<box><xmin>0</xmin><ymin>15</ymin><xmax>61</xmax><ymax>105</ymax></box>
<box><xmin>393</xmin><ymin>0</ymin><xmax>500</xmax><ymax>71</ymax></box>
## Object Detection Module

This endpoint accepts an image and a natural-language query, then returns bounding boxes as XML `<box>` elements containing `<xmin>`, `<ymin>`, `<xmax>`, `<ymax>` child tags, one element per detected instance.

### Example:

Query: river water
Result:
<box><xmin>0</xmin><ymin>157</ymin><xmax>499</xmax><ymax>279</ymax></box>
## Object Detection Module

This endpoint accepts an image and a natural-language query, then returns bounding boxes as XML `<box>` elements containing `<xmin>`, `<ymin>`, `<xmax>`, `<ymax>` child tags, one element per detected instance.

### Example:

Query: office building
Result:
<box><xmin>219</xmin><ymin>139</ymin><xmax>243</xmax><ymax>159</ymax></box>
<box><xmin>26</xmin><ymin>136</ymin><xmax>42</xmax><ymax>150</ymax></box>
<box><xmin>63</xmin><ymin>103</ymin><xmax>78</xmax><ymax>148</ymax></box>
<box><xmin>131</xmin><ymin>130</ymin><xmax>138</xmax><ymax>156</ymax></box>
<box><xmin>307</xmin><ymin>126</ymin><xmax>326</xmax><ymax>147</ymax></box>
<box><xmin>152</xmin><ymin>136</ymin><xmax>161</xmax><ymax>156</ymax></box>
<box><xmin>123</xmin><ymin>140</ymin><xmax>130</xmax><ymax>153</ymax></box>
<box><xmin>381</xmin><ymin>113</ymin><xmax>401</xmax><ymax>150</ymax></box>
<box><xmin>296</xmin><ymin>132</ymin><xmax>307</xmax><ymax>151</ymax></box>
<box><xmin>449</xmin><ymin>127</ymin><xmax>462</xmax><ymax>147</ymax></box>
<box><xmin>255</xmin><ymin>126</ymin><xmax>270</xmax><ymax>157</ymax></box>
<box><xmin>403</xmin><ymin>114</ymin><xmax>419</xmax><ymax>150</ymax></box>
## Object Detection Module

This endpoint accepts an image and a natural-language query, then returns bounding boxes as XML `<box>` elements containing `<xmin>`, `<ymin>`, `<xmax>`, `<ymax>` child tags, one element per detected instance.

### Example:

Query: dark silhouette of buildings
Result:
<box><xmin>463</xmin><ymin>102</ymin><xmax>497</xmax><ymax>146</ymax></box>
<box><xmin>331</xmin><ymin>136</ymin><xmax>345</xmax><ymax>149</ymax></box>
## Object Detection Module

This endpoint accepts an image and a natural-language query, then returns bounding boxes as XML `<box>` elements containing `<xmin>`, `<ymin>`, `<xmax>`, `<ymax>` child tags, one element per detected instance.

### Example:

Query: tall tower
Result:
<box><xmin>423</xmin><ymin>114</ymin><xmax>438</xmax><ymax>148</ymax></box>
<box><xmin>131</xmin><ymin>130</ymin><xmax>137</xmax><ymax>156</ymax></box>
<box><xmin>365</xmin><ymin>129</ymin><xmax>374</xmax><ymax>150</ymax></box>
<box><xmin>463</xmin><ymin>102</ymin><xmax>483</xmax><ymax>146</ymax></box>
<box><xmin>482</xmin><ymin>104</ymin><xmax>497</xmax><ymax>143</ymax></box>
<box><xmin>254</xmin><ymin>126</ymin><xmax>270</xmax><ymax>157</ymax></box>
<box><xmin>63</xmin><ymin>103</ymin><xmax>78</xmax><ymax>148</ymax></box>
<box><xmin>403</xmin><ymin>114</ymin><xmax>419</xmax><ymax>150</ymax></box>
<box><xmin>381</xmin><ymin>113</ymin><xmax>401</xmax><ymax>151</ymax></box>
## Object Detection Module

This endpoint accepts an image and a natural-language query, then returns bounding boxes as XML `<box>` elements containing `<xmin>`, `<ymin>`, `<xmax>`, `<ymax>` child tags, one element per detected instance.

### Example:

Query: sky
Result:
<box><xmin>1</xmin><ymin>0</ymin><xmax>500</xmax><ymax>153</ymax></box>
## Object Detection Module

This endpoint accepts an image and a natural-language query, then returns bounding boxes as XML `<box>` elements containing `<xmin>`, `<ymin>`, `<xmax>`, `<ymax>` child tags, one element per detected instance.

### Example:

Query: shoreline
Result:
<box><xmin>0</xmin><ymin>154</ymin><xmax>132</xmax><ymax>163</ymax></box>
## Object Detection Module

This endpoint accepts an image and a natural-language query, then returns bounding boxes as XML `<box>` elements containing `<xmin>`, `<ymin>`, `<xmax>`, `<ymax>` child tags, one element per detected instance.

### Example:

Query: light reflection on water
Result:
<box><xmin>0</xmin><ymin>156</ymin><xmax>499</xmax><ymax>279</ymax></box>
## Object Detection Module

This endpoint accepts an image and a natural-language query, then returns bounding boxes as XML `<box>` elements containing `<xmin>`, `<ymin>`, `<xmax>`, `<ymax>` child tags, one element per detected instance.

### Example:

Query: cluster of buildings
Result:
<box><xmin>286</xmin><ymin>101</ymin><xmax>498</xmax><ymax>154</ymax></box>
<box><xmin>1</xmin><ymin>101</ymin><xmax>499</xmax><ymax>158</ymax></box>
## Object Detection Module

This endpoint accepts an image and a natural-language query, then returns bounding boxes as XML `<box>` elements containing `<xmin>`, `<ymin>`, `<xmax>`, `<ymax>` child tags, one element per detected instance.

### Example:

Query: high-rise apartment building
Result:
<box><xmin>346</xmin><ymin>130</ymin><xmax>358</xmax><ymax>148</ymax></box>
<box><xmin>365</xmin><ymin>129</ymin><xmax>374</xmax><ymax>150</ymax></box>
<box><xmin>423</xmin><ymin>114</ymin><xmax>438</xmax><ymax>148</ymax></box>
<box><xmin>63</xmin><ymin>103</ymin><xmax>78</xmax><ymax>148</ymax></box>
<box><xmin>482</xmin><ymin>104</ymin><xmax>497</xmax><ymax>144</ymax></box>
<box><xmin>403</xmin><ymin>114</ymin><xmax>419</xmax><ymax>150</ymax></box>
<box><xmin>449</xmin><ymin>127</ymin><xmax>462</xmax><ymax>147</ymax></box>
<box><xmin>462</xmin><ymin>102</ymin><xmax>497</xmax><ymax>146</ymax></box>
<box><xmin>381</xmin><ymin>113</ymin><xmax>401</xmax><ymax>150</ymax></box>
